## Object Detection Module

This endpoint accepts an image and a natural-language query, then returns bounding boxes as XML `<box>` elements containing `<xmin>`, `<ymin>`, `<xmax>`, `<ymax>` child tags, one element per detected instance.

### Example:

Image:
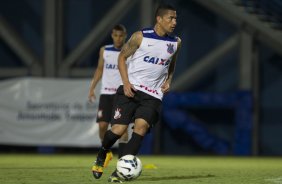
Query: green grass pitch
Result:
<box><xmin>1</xmin><ymin>154</ymin><xmax>282</xmax><ymax>184</ymax></box>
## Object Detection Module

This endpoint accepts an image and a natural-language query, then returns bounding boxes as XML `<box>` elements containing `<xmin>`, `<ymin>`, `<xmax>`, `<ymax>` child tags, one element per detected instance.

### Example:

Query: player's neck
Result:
<box><xmin>113</xmin><ymin>44</ymin><xmax>123</xmax><ymax>50</ymax></box>
<box><xmin>154</xmin><ymin>25</ymin><xmax>167</xmax><ymax>37</ymax></box>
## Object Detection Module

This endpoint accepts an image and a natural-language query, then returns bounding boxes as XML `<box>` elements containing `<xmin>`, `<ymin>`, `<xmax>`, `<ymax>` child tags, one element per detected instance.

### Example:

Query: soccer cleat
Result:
<box><xmin>92</xmin><ymin>157</ymin><xmax>105</xmax><ymax>179</ymax></box>
<box><xmin>92</xmin><ymin>163</ymin><xmax>103</xmax><ymax>179</ymax></box>
<box><xmin>104</xmin><ymin>151</ymin><xmax>113</xmax><ymax>168</ymax></box>
<box><xmin>92</xmin><ymin>148</ymin><xmax>109</xmax><ymax>179</ymax></box>
<box><xmin>108</xmin><ymin>169</ymin><xmax>123</xmax><ymax>183</ymax></box>
<box><xmin>108</xmin><ymin>175</ymin><xmax>123</xmax><ymax>183</ymax></box>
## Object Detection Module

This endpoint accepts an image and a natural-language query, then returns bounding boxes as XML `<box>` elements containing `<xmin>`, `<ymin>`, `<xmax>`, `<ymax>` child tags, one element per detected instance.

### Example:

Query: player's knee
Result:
<box><xmin>133</xmin><ymin>121</ymin><xmax>149</xmax><ymax>136</ymax></box>
<box><xmin>98</xmin><ymin>122</ymin><xmax>109</xmax><ymax>140</ymax></box>
<box><xmin>99</xmin><ymin>122</ymin><xmax>109</xmax><ymax>131</ymax></box>
<box><xmin>111</xmin><ymin>124</ymin><xmax>128</xmax><ymax>136</ymax></box>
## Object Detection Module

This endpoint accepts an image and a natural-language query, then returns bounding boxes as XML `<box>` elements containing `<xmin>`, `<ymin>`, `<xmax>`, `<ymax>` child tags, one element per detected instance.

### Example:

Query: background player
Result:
<box><xmin>88</xmin><ymin>24</ymin><xmax>128</xmax><ymax>168</ymax></box>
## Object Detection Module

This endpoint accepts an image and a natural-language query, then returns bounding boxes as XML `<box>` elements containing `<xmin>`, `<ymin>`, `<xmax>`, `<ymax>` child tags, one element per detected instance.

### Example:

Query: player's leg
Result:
<box><xmin>118</xmin><ymin>129</ymin><xmax>128</xmax><ymax>158</ymax></box>
<box><xmin>103</xmin><ymin>128</ymin><xmax>129</xmax><ymax>169</ymax></box>
<box><xmin>92</xmin><ymin>86</ymin><xmax>137</xmax><ymax>179</ymax></box>
<box><xmin>121</xmin><ymin>118</ymin><xmax>148</xmax><ymax>156</ymax></box>
<box><xmin>98</xmin><ymin>121</ymin><xmax>109</xmax><ymax>141</ymax></box>
<box><xmin>96</xmin><ymin>95</ymin><xmax>114</xmax><ymax>168</ymax></box>
<box><xmin>108</xmin><ymin>119</ymin><xmax>148</xmax><ymax>182</ymax></box>
<box><xmin>109</xmin><ymin>91</ymin><xmax>161</xmax><ymax>182</ymax></box>
<box><xmin>96</xmin><ymin>94</ymin><xmax>112</xmax><ymax>142</ymax></box>
<box><xmin>98</xmin><ymin>121</ymin><xmax>114</xmax><ymax>168</ymax></box>
<box><xmin>121</xmin><ymin>91</ymin><xmax>161</xmax><ymax>157</ymax></box>
<box><xmin>93</xmin><ymin>94</ymin><xmax>115</xmax><ymax>178</ymax></box>
<box><xmin>92</xmin><ymin>124</ymin><xmax>127</xmax><ymax>179</ymax></box>
<box><xmin>108</xmin><ymin>127</ymin><xmax>129</xmax><ymax>183</ymax></box>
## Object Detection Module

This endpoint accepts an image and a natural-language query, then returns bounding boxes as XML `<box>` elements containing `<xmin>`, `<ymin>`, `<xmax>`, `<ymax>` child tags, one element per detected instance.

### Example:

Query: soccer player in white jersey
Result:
<box><xmin>92</xmin><ymin>4</ymin><xmax>181</xmax><ymax>183</ymax></box>
<box><xmin>88</xmin><ymin>24</ymin><xmax>128</xmax><ymax>172</ymax></box>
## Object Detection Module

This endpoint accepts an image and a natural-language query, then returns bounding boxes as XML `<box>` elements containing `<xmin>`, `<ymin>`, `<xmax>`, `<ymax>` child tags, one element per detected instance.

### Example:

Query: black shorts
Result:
<box><xmin>96</xmin><ymin>94</ymin><xmax>115</xmax><ymax>123</ymax></box>
<box><xmin>111</xmin><ymin>85</ymin><xmax>162</xmax><ymax>127</ymax></box>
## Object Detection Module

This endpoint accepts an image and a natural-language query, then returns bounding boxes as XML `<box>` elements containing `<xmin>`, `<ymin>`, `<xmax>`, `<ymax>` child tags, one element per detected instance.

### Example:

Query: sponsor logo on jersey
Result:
<box><xmin>167</xmin><ymin>43</ymin><xmax>174</xmax><ymax>54</ymax></box>
<box><xmin>143</xmin><ymin>56</ymin><xmax>171</xmax><ymax>66</ymax></box>
<box><xmin>105</xmin><ymin>64</ymin><xmax>118</xmax><ymax>70</ymax></box>
<box><xmin>104</xmin><ymin>87</ymin><xmax>117</xmax><ymax>92</ymax></box>
<box><xmin>114</xmin><ymin>108</ymin><xmax>121</xmax><ymax>119</ymax></box>
<box><xmin>139</xmin><ymin>85</ymin><xmax>159</xmax><ymax>95</ymax></box>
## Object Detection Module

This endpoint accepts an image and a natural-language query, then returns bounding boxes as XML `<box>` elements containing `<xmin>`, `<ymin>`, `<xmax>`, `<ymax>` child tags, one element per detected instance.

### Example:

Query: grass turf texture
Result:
<box><xmin>0</xmin><ymin>154</ymin><xmax>282</xmax><ymax>184</ymax></box>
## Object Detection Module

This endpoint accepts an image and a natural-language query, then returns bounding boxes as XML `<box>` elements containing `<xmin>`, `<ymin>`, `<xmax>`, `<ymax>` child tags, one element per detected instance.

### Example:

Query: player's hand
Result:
<box><xmin>123</xmin><ymin>82</ymin><xmax>136</xmax><ymax>98</ymax></box>
<box><xmin>161</xmin><ymin>82</ymin><xmax>170</xmax><ymax>93</ymax></box>
<box><xmin>88</xmin><ymin>90</ymin><xmax>96</xmax><ymax>103</ymax></box>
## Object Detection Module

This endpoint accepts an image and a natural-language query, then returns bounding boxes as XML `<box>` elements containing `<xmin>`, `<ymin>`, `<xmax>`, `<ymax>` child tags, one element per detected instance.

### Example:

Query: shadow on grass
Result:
<box><xmin>139</xmin><ymin>174</ymin><xmax>215</xmax><ymax>181</ymax></box>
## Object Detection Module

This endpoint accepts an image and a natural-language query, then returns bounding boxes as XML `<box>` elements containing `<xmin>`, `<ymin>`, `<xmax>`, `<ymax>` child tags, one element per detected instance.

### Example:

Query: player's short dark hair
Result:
<box><xmin>155</xmin><ymin>4</ymin><xmax>176</xmax><ymax>18</ymax></box>
<box><xmin>113</xmin><ymin>24</ymin><xmax>127</xmax><ymax>33</ymax></box>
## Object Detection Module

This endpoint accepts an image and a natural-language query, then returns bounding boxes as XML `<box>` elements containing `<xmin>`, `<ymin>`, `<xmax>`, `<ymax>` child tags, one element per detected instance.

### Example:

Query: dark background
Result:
<box><xmin>0</xmin><ymin>0</ymin><xmax>281</xmax><ymax>155</ymax></box>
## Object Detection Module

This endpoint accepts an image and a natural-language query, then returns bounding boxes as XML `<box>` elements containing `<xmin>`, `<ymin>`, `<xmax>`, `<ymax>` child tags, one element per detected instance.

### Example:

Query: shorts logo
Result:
<box><xmin>98</xmin><ymin>110</ymin><xmax>103</xmax><ymax>118</ymax></box>
<box><xmin>114</xmin><ymin>108</ymin><xmax>121</xmax><ymax>120</ymax></box>
<box><xmin>167</xmin><ymin>43</ymin><xmax>174</xmax><ymax>54</ymax></box>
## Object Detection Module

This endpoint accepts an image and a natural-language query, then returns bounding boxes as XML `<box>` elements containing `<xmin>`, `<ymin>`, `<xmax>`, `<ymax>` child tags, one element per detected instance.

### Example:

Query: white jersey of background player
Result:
<box><xmin>88</xmin><ymin>25</ymin><xmax>129</xmax><ymax>167</ymax></box>
<box><xmin>100</xmin><ymin>45</ymin><xmax>122</xmax><ymax>95</ymax></box>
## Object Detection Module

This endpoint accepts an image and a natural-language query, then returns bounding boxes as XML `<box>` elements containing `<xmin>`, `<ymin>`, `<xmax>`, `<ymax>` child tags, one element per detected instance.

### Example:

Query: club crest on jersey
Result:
<box><xmin>98</xmin><ymin>110</ymin><xmax>103</xmax><ymax>118</ymax></box>
<box><xmin>114</xmin><ymin>108</ymin><xmax>121</xmax><ymax>119</ymax></box>
<box><xmin>167</xmin><ymin>43</ymin><xmax>174</xmax><ymax>54</ymax></box>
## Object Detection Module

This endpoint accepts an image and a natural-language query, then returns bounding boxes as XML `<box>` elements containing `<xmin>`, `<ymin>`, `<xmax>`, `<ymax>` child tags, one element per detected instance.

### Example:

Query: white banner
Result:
<box><xmin>0</xmin><ymin>77</ymin><xmax>104</xmax><ymax>147</ymax></box>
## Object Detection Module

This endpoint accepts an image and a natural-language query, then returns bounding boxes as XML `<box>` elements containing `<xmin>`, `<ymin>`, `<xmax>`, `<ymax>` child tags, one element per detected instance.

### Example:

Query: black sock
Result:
<box><xmin>97</xmin><ymin>147</ymin><xmax>108</xmax><ymax>160</ymax></box>
<box><xmin>102</xmin><ymin>130</ymin><xmax>121</xmax><ymax>149</ymax></box>
<box><xmin>122</xmin><ymin>132</ymin><xmax>144</xmax><ymax>156</ymax></box>
<box><xmin>118</xmin><ymin>142</ymin><xmax>126</xmax><ymax>158</ymax></box>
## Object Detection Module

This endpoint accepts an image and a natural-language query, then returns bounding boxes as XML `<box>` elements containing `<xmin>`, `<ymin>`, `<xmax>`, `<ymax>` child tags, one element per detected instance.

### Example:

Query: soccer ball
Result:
<box><xmin>116</xmin><ymin>155</ymin><xmax>142</xmax><ymax>181</ymax></box>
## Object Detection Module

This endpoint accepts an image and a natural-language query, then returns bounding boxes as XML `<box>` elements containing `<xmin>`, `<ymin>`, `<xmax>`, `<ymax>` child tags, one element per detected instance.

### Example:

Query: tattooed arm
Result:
<box><xmin>118</xmin><ymin>31</ymin><xmax>143</xmax><ymax>97</ymax></box>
